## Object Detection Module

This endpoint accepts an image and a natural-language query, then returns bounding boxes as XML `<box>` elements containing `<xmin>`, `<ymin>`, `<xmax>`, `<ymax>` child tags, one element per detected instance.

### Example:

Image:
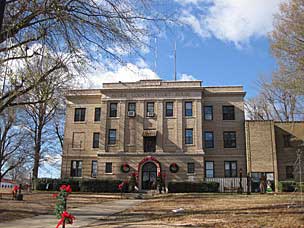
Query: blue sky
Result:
<box><xmin>84</xmin><ymin>0</ymin><xmax>286</xmax><ymax>99</ymax></box>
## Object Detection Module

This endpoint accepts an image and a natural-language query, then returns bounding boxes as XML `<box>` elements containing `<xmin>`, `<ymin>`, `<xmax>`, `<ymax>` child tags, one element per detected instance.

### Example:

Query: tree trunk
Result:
<box><xmin>32</xmin><ymin>104</ymin><xmax>45</xmax><ymax>179</ymax></box>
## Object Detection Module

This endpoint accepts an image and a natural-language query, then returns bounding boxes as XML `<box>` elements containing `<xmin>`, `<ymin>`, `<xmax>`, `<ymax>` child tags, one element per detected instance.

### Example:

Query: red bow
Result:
<box><xmin>56</xmin><ymin>211</ymin><xmax>75</xmax><ymax>228</ymax></box>
<box><xmin>59</xmin><ymin>185</ymin><xmax>72</xmax><ymax>193</ymax></box>
<box><xmin>118</xmin><ymin>183</ymin><xmax>124</xmax><ymax>190</ymax></box>
<box><xmin>13</xmin><ymin>186</ymin><xmax>19</xmax><ymax>192</ymax></box>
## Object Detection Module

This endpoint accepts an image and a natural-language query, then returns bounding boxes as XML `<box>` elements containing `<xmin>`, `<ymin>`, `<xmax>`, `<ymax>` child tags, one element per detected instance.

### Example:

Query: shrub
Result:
<box><xmin>34</xmin><ymin>178</ymin><xmax>80</xmax><ymax>192</ymax></box>
<box><xmin>279</xmin><ymin>181</ymin><xmax>304</xmax><ymax>192</ymax></box>
<box><xmin>80</xmin><ymin>179</ymin><xmax>125</xmax><ymax>193</ymax></box>
<box><xmin>168</xmin><ymin>181</ymin><xmax>219</xmax><ymax>193</ymax></box>
<box><xmin>35</xmin><ymin>178</ymin><xmax>126</xmax><ymax>192</ymax></box>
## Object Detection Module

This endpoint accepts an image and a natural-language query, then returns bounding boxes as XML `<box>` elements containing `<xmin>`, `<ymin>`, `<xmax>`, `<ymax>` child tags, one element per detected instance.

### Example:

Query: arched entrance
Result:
<box><xmin>141</xmin><ymin>162</ymin><xmax>157</xmax><ymax>190</ymax></box>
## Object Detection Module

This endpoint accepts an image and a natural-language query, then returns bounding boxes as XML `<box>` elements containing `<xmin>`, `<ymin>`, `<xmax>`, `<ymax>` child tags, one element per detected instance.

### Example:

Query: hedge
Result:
<box><xmin>279</xmin><ymin>181</ymin><xmax>304</xmax><ymax>192</ymax></box>
<box><xmin>34</xmin><ymin>178</ymin><xmax>81</xmax><ymax>191</ymax></box>
<box><xmin>80</xmin><ymin>179</ymin><xmax>127</xmax><ymax>193</ymax></box>
<box><xmin>168</xmin><ymin>181</ymin><xmax>219</xmax><ymax>193</ymax></box>
<box><xmin>34</xmin><ymin>178</ymin><xmax>126</xmax><ymax>192</ymax></box>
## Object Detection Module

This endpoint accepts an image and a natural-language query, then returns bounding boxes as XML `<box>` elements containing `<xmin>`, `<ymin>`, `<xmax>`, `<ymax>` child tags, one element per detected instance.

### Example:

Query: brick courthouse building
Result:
<box><xmin>61</xmin><ymin>79</ymin><xmax>304</xmax><ymax>192</ymax></box>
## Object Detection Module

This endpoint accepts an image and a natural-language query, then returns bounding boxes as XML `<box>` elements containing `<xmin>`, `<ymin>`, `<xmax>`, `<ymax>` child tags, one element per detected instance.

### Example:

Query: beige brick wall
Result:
<box><xmin>274</xmin><ymin>122</ymin><xmax>304</xmax><ymax>181</ymax></box>
<box><xmin>203</xmin><ymin>95</ymin><xmax>246</xmax><ymax>177</ymax></box>
<box><xmin>62</xmin><ymin>80</ymin><xmax>246</xmax><ymax>187</ymax></box>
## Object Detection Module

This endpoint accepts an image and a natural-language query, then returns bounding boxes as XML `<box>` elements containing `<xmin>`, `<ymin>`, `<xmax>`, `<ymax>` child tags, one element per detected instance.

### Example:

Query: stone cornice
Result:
<box><xmin>97</xmin><ymin>152</ymin><xmax>205</xmax><ymax>157</ymax></box>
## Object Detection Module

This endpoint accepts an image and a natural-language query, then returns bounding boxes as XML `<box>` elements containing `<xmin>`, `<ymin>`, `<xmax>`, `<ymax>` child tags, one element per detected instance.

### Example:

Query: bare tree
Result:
<box><xmin>0</xmin><ymin>0</ymin><xmax>169</xmax><ymax>114</ymax></box>
<box><xmin>245</xmin><ymin>76</ymin><xmax>304</xmax><ymax>121</ymax></box>
<box><xmin>0</xmin><ymin>109</ymin><xmax>32</xmax><ymax>180</ymax></box>
<box><xmin>270</xmin><ymin>0</ymin><xmax>304</xmax><ymax>93</ymax></box>
<box><xmin>23</xmin><ymin>56</ymin><xmax>71</xmax><ymax>179</ymax></box>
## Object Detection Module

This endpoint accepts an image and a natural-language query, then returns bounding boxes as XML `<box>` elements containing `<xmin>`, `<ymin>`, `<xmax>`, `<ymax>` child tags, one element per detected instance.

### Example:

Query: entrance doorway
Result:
<box><xmin>141</xmin><ymin>162</ymin><xmax>157</xmax><ymax>190</ymax></box>
<box><xmin>143</xmin><ymin>136</ymin><xmax>156</xmax><ymax>152</ymax></box>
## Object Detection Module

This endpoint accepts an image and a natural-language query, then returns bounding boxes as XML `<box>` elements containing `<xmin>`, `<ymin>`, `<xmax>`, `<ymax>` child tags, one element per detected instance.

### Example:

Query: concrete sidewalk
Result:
<box><xmin>0</xmin><ymin>199</ymin><xmax>144</xmax><ymax>228</ymax></box>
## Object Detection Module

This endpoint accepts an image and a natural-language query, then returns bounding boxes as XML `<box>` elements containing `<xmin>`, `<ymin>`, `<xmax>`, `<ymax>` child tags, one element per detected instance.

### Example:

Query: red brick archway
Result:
<box><xmin>138</xmin><ymin>156</ymin><xmax>161</xmax><ymax>190</ymax></box>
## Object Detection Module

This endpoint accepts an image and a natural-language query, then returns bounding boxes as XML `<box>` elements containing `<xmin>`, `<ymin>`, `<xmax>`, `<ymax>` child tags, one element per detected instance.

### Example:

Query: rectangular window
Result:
<box><xmin>223</xmin><ymin>131</ymin><xmax>237</xmax><ymax>148</ymax></box>
<box><xmin>204</xmin><ymin>131</ymin><xmax>214</xmax><ymax>148</ymax></box>
<box><xmin>91</xmin><ymin>160</ymin><xmax>98</xmax><ymax>178</ymax></box>
<box><xmin>146</xmin><ymin>102</ymin><xmax>154</xmax><ymax>116</ymax></box>
<box><xmin>105</xmin><ymin>162</ymin><xmax>112</xmax><ymax>174</ymax></box>
<box><xmin>205</xmin><ymin>161</ymin><xmax>214</xmax><ymax>178</ymax></box>
<box><xmin>128</xmin><ymin>102</ymin><xmax>136</xmax><ymax>112</ymax></box>
<box><xmin>286</xmin><ymin>166</ymin><xmax>294</xmax><ymax>179</ymax></box>
<box><xmin>72</xmin><ymin>132</ymin><xmax>84</xmax><ymax>148</ymax></box>
<box><xmin>204</xmin><ymin>106</ymin><xmax>213</xmax><ymax>120</ymax></box>
<box><xmin>108</xmin><ymin>129</ymin><xmax>116</xmax><ymax>144</ymax></box>
<box><xmin>74</xmin><ymin>108</ymin><xmax>86</xmax><ymax>122</ymax></box>
<box><xmin>165</xmin><ymin>102</ymin><xmax>174</xmax><ymax>117</ymax></box>
<box><xmin>109</xmin><ymin>103</ymin><xmax>117</xmax><ymax>117</ymax></box>
<box><xmin>283</xmin><ymin>134</ymin><xmax>292</xmax><ymax>147</ymax></box>
<box><xmin>187</xmin><ymin>162</ymin><xmax>195</xmax><ymax>174</ymax></box>
<box><xmin>222</xmin><ymin>105</ymin><xmax>235</xmax><ymax>120</ymax></box>
<box><xmin>185</xmin><ymin>101</ymin><xmax>193</xmax><ymax>117</ymax></box>
<box><xmin>92</xmin><ymin>132</ymin><xmax>100</xmax><ymax>148</ymax></box>
<box><xmin>185</xmin><ymin>128</ymin><xmax>193</xmax><ymax>144</ymax></box>
<box><xmin>94</xmin><ymin>107</ymin><xmax>101</xmax><ymax>121</ymax></box>
<box><xmin>70</xmin><ymin>160</ymin><xmax>82</xmax><ymax>177</ymax></box>
<box><xmin>224</xmin><ymin>161</ymin><xmax>237</xmax><ymax>177</ymax></box>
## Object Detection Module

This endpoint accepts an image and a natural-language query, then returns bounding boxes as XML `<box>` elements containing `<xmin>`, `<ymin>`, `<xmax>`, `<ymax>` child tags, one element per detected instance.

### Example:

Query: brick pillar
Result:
<box><xmin>156</xmin><ymin>101</ymin><xmax>164</xmax><ymax>152</ymax></box>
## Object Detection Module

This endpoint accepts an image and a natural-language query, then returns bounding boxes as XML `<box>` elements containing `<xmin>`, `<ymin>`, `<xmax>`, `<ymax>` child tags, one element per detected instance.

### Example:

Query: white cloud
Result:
<box><xmin>180</xmin><ymin>10</ymin><xmax>209</xmax><ymax>38</ymax></box>
<box><xmin>78</xmin><ymin>62</ymin><xmax>160</xmax><ymax>88</ymax></box>
<box><xmin>178</xmin><ymin>0</ymin><xmax>286</xmax><ymax>45</ymax></box>
<box><xmin>179</xmin><ymin>73</ymin><xmax>197</xmax><ymax>81</ymax></box>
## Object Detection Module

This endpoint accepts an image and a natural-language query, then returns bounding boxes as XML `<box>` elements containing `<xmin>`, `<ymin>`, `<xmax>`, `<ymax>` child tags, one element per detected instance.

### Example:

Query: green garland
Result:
<box><xmin>54</xmin><ymin>191</ymin><xmax>67</xmax><ymax>219</ymax></box>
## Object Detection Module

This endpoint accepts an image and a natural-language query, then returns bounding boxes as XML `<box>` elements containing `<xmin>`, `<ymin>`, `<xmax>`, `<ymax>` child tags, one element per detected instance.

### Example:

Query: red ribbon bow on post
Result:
<box><xmin>56</xmin><ymin>211</ymin><xmax>75</xmax><ymax>228</ymax></box>
<box><xmin>59</xmin><ymin>185</ymin><xmax>72</xmax><ymax>193</ymax></box>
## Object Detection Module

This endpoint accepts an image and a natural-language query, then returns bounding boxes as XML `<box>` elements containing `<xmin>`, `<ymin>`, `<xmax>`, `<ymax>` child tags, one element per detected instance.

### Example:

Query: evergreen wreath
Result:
<box><xmin>169</xmin><ymin>163</ymin><xmax>179</xmax><ymax>173</ymax></box>
<box><xmin>120</xmin><ymin>163</ymin><xmax>130</xmax><ymax>173</ymax></box>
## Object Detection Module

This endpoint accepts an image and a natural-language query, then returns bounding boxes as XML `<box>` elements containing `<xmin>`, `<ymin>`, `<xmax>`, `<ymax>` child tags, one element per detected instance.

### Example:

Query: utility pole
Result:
<box><xmin>298</xmin><ymin>149</ymin><xmax>303</xmax><ymax>205</ymax></box>
<box><xmin>0</xmin><ymin>0</ymin><xmax>6</xmax><ymax>33</ymax></box>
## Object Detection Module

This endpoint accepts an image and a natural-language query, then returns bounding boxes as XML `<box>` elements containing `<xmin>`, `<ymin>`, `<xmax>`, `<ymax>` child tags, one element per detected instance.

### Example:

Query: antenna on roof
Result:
<box><xmin>174</xmin><ymin>41</ymin><xmax>177</xmax><ymax>81</ymax></box>
<box><xmin>153</xmin><ymin>37</ymin><xmax>158</xmax><ymax>73</ymax></box>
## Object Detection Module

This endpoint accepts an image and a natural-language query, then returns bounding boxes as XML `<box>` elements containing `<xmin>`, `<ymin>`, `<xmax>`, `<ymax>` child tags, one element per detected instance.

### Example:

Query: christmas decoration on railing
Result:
<box><xmin>169</xmin><ymin>163</ymin><xmax>179</xmax><ymax>173</ymax></box>
<box><xmin>54</xmin><ymin>185</ymin><xmax>75</xmax><ymax>228</ymax></box>
<box><xmin>129</xmin><ymin>172</ymin><xmax>138</xmax><ymax>192</ymax></box>
<box><xmin>118</xmin><ymin>181</ymin><xmax>128</xmax><ymax>197</ymax></box>
<box><xmin>157</xmin><ymin>172</ymin><xmax>167</xmax><ymax>194</ymax></box>
<box><xmin>120</xmin><ymin>163</ymin><xmax>130</xmax><ymax>173</ymax></box>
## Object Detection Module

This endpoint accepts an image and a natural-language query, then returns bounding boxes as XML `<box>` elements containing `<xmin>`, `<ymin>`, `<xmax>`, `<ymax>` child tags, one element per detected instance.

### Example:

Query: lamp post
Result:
<box><xmin>298</xmin><ymin>140</ymin><xmax>304</xmax><ymax>205</ymax></box>
<box><xmin>239</xmin><ymin>168</ymin><xmax>243</xmax><ymax>194</ymax></box>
